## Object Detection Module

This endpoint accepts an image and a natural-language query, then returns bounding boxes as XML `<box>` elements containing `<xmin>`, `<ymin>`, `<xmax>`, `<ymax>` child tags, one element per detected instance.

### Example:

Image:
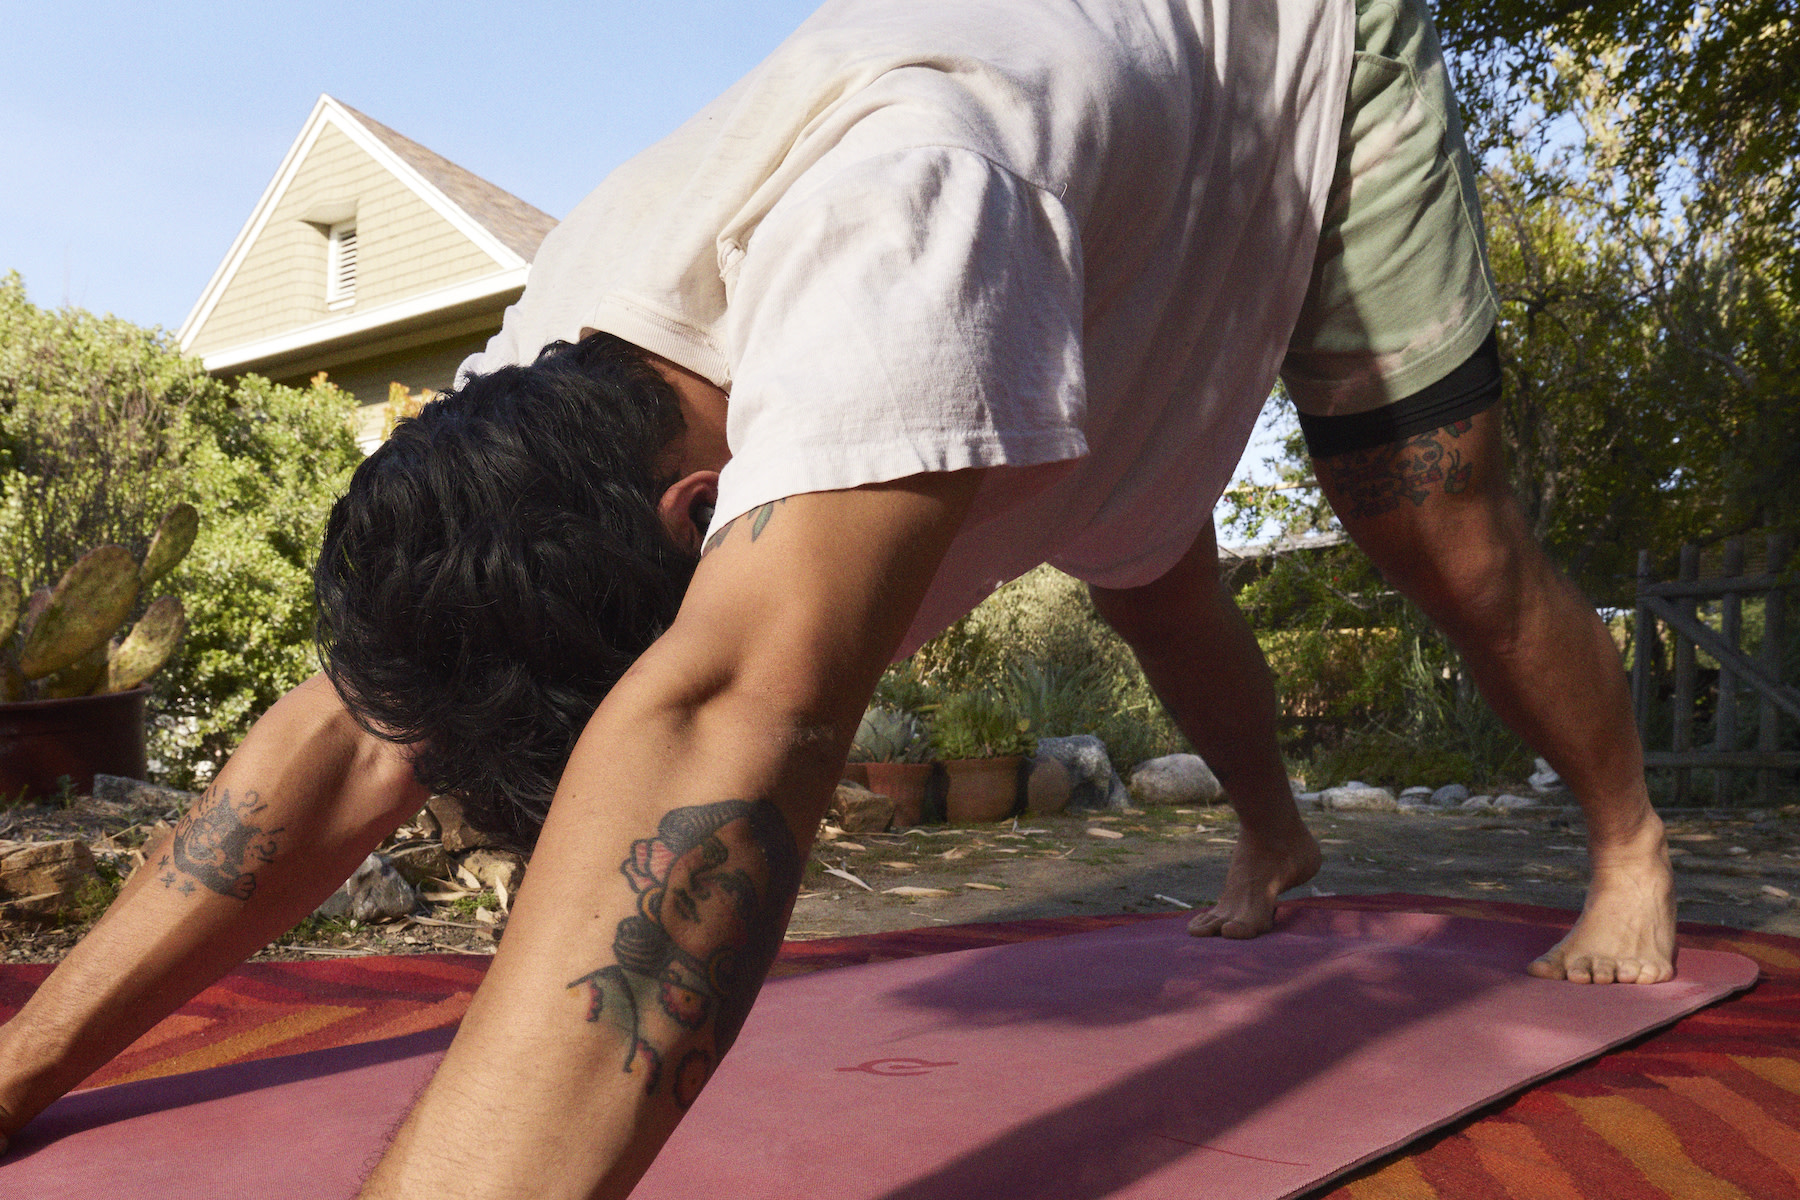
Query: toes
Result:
<box><xmin>1527</xmin><ymin>955</ymin><xmax>1563</xmax><ymax>980</ymax></box>
<box><xmin>1187</xmin><ymin>913</ymin><xmax>1225</xmax><ymax>937</ymax></box>
<box><xmin>1220</xmin><ymin>919</ymin><xmax>1260</xmax><ymax>940</ymax></box>
<box><xmin>1588</xmin><ymin>958</ymin><xmax>1618</xmax><ymax>985</ymax></box>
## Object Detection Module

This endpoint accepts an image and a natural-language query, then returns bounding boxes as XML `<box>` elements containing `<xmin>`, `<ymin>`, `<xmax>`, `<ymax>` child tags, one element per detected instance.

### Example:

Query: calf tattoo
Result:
<box><xmin>1319</xmin><ymin>419</ymin><xmax>1477</xmax><ymax>519</ymax></box>
<box><xmin>567</xmin><ymin>799</ymin><xmax>801</xmax><ymax>1109</ymax></box>
<box><xmin>157</xmin><ymin>788</ymin><xmax>284</xmax><ymax>900</ymax></box>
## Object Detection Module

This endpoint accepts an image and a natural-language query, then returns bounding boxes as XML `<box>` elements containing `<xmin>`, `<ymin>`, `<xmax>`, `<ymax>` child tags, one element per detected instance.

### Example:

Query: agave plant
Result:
<box><xmin>1</xmin><ymin>503</ymin><xmax>196</xmax><ymax>702</ymax></box>
<box><xmin>850</xmin><ymin>705</ymin><xmax>932</xmax><ymax>763</ymax></box>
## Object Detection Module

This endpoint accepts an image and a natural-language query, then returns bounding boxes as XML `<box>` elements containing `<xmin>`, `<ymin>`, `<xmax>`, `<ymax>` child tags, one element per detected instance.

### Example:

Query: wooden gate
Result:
<box><xmin>1632</xmin><ymin>532</ymin><xmax>1798</xmax><ymax>805</ymax></box>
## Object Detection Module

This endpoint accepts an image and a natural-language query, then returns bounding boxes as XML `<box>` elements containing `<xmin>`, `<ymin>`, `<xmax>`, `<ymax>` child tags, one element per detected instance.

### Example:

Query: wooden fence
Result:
<box><xmin>1632</xmin><ymin>533</ymin><xmax>1799</xmax><ymax>805</ymax></box>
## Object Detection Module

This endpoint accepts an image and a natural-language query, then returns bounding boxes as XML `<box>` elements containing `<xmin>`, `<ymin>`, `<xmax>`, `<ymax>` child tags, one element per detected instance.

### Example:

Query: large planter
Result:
<box><xmin>863</xmin><ymin>761</ymin><xmax>933</xmax><ymax>828</ymax></box>
<box><xmin>0</xmin><ymin>687</ymin><xmax>149</xmax><ymax>801</ymax></box>
<box><xmin>943</xmin><ymin>756</ymin><xmax>1025</xmax><ymax>824</ymax></box>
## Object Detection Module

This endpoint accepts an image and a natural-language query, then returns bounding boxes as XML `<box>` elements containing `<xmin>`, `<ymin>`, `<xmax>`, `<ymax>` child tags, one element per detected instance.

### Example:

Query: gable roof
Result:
<box><xmin>178</xmin><ymin>95</ymin><xmax>557</xmax><ymax>372</ymax></box>
<box><xmin>335</xmin><ymin>101</ymin><xmax>557</xmax><ymax>263</ymax></box>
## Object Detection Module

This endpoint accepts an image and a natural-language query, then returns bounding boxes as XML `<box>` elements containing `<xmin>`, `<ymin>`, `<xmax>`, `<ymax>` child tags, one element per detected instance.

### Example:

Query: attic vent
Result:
<box><xmin>326</xmin><ymin>223</ymin><xmax>358</xmax><ymax>308</ymax></box>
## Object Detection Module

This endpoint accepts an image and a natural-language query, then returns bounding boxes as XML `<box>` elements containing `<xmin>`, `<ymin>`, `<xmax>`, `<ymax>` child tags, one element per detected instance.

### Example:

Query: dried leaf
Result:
<box><xmin>1086</xmin><ymin>827</ymin><xmax>1124</xmax><ymax>840</ymax></box>
<box><xmin>821</xmin><ymin>864</ymin><xmax>872</xmax><ymax>891</ymax></box>
<box><xmin>884</xmin><ymin>886</ymin><xmax>951</xmax><ymax>898</ymax></box>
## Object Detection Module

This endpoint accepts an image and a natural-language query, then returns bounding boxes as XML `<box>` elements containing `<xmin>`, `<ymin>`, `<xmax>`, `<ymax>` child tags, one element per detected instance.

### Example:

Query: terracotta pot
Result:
<box><xmin>0</xmin><ymin>687</ymin><xmax>150</xmax><ymax>801</ymax></box>
<box><xmin>839</xmin><ymin>762</ymin><xmax>871</xmax><ymax>789</ymax></box>
<box><xmin>863</xmin><ymin>761</ymin><xmax>933</xmax><ymax>828</ymax></box>
<box><xmin>943</xmin><ymin>756</ymin><xmax>1024</xmax><ymax>824</ymax></box>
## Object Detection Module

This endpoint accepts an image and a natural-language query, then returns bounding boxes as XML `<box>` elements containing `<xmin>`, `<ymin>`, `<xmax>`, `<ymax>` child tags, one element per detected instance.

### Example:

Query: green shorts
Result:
<box><xmin>1280</xmin><ymin>0</ymin><xmax>1499</xmax><ymax>434</ymax></box>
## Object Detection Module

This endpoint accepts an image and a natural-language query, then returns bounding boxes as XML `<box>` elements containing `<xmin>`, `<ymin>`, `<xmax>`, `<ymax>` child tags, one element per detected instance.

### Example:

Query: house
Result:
<box><xmin>178</xmin><ymin>95</ymin><xmax>558</xmax><ymax>450</ymax></box>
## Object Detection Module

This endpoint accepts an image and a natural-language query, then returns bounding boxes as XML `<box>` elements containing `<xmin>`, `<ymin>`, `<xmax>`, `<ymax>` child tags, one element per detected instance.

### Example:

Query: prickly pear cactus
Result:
<box><xmin>0</xmin><ymin>577</ymin><xmax>19</xmax><ymax>648</ymax></box>
<box><xmin>140</xmin><ymin>502</ymin><xmax>198</xmax><ymax>587</ymax></box>
<box><xmin>106</xmin><ymin>596</ymin><xmax>186</xmax><ymax>694</ymax></box>
<box><xmin>3</xmin><ymin>502</ymin><xmax>199</xmax><ymax>702</ymax></box>
<box><xmin>19</xmin><ymin>545</ymin><xmax>140</xmax><ymax>680</ymax></box>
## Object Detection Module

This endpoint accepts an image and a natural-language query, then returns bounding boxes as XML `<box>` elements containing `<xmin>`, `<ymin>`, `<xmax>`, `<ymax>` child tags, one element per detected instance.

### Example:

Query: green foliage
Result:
<box><xmin>928</xmin><ymin>687</ymin><xmax>1036</xmax><ymax>761</ymax></box>
<box><xmin>881</xmin><ymin>566</ymin><xmax>1187</xmax><ymax>771</ymax></box>
<box><xmin>0</xmin><ymin>273</ymin><xmax>364</xmax><ymax>786</ymax></box>
<box><xmin>850</xmin><ymin>705</ymin><xmax>931</xmax><ymax>763</ymax></box>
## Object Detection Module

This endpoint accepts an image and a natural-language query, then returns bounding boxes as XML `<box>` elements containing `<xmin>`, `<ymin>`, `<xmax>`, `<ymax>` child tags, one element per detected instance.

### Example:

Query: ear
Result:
<box><xmin>656</xmin><ymin>470</ymin><xmax>721</xmax><ymax>555</ymax></box>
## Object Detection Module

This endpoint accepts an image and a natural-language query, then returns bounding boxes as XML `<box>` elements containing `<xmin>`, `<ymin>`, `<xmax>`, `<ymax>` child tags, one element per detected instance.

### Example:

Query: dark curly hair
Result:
<box><xmin>314</xmin><ymin>331</ymin><xmax>697</xmax><ymax>845</ymax></box>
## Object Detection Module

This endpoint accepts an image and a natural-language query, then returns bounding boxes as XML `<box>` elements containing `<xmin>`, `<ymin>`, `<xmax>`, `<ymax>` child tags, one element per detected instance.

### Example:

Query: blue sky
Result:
<box><xmin>2</xmin><ymin>0</ymin><xmax>1295</xmax><ymax>495</ymax></box>
<box><xmin>1</xmin><ymin>0</ymin><xmax>822</xmax><ymax>332</ymax></box>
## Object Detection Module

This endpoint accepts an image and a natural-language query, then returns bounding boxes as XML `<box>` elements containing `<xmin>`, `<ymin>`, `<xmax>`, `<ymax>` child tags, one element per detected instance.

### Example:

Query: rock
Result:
<box><xmin>1431</xmin><ymin>784</ymin><xmax>1471</xmax><ymax>807</ymax></box>
<box><xmin>1460</xmin><ymin>794</ymin><xmax>1496</xmax><ymax>810</ymax></box>
<box><xmin>386</xmin><ymin>842</ymin><xmax>453</xmax><ymax>886</ymax></box>
<box><xmin>830</xmin><ymin>782</ymin><xmax>895</xmax><ymax>834</ymax></box>
<box><xmin>0</xmin><ymin>839</ymin><xmax>98</xmax><ymax>917</ymax></box>
<box><xmin>1493</xmin><ymin>793</ymin><xmax>1540</xmax><ymax>810</ymax></box>
<box><xmin>425</xmin><ymin>795</ymin><xmax>509</xmax><ymax>853</ymax></box>
<box><xmin>314</xmin><ymin>853</ymin><xmax>417</xmax><ymax>922</ymax></box>
<box><xmin>1025</xmin><ymin>756</ymin><xmax>1074</xmax><ymax>815</ymax></box>
<box><xmin>90</xmin><ymin>774</ymin><xmax>198</xmax><ymax>812</ymax></box>
<box><xmin>1128</xmin><ymin>755</ymin><xmax>1223</xmax><ymax>807</ymax></box>
<box><xmin>1295</xmin><ymin>792</ymin><xmax>1324</xmax><ymax>810</ymax></box>
<box><xmin>456</xmin><ymin>849</ymin><xmax>527</xmax><ymax>896</ymax></box>
<box><xmin>1320</xmin><ymin>785</ymin><xmax>1399</xmax><ymax>812</ymax></box>
<box><xmin>1035</xmin><ymin>736</ymin><xmax>1128</xmax><ymax>811</ymax></box>
<box><xmin>1399</xmin><ymin>787</ymin><xmax>1433</xmax><ymax>801</ymax></box>
<box><xmin>1528</xmin><ymin>758</ymin><xmax>1562</xmax><ymax>793</ymax></box>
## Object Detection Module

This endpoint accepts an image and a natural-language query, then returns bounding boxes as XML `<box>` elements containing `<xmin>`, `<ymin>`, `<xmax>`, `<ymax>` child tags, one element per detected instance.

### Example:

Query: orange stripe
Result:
<box><xmin>1462</xmin><ymin>1121</ymin><xmax>1588</xmax><ymax>1200</ymax></box>
<box><xmin>1721</xmin><ymin>941</ymin><xmax>1799</xmax><ymax>971</ymax></box>
<box><xmin>1562</xmin><ymin>1094</ymin><xmax>1752</xmax><ymax>1200</ymax></box>
<box><xmin>355</xmin><ymin>992</ymin><xmax>474</xmax><ymax>1043</ymax></box>
<box><xmin>102</xmin><ymin>1004</ymin><xmax>362</xmax><ymax>1084</ymax></box>
<box><xmin>1734</xmin><ymin>1055</ymin><xmax>1800</xmax><ymax>1097</ymax></box>
<box><xmin>1649</xmin><ymin>1073</ymin><xmax>1800</xmax><ymax>1189</ymax></box>
<box><xmin>1339</xmin><ymin>1157</ymin><xmax>1439</xmax><ymax>1199</ymax></box>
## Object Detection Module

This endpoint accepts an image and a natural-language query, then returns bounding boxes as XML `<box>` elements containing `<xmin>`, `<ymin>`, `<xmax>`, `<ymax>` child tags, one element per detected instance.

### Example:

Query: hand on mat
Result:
<box><xmin>1527</xmin><ymin>829</ymin><xmax>1677</xmax><ymax>985</ymax></box>
<box><xmin>1188</xmin><ymin>823</ymin><xmax>1322</xmax><ymax>940</ymax></box>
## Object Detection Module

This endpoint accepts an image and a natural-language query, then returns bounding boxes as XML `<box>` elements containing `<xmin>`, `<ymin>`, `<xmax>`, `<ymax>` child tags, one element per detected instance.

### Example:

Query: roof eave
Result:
<box><xmin>200</xmin><ymin>265</ymin><xmax>527</xmax><ymax>379</ymax></box>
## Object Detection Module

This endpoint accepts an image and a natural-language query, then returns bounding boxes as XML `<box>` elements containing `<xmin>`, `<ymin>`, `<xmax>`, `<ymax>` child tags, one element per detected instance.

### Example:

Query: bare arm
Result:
<box><xmin>360</xmin><ymin>472</ymin><xmax>980</xmax><ymax>1199</ymax></box>
<box><xmin>0</xmin><ymin>673</ymin><xmax>429</xmax><ymax>1147</ymax></box>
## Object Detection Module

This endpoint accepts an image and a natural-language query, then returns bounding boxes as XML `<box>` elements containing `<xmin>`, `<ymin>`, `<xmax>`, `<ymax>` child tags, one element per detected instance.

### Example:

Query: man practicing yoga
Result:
<box><xmin>0</xmin><ymin>0</ymin><xmax>1674</xmax><ymax>1192</ymax></box>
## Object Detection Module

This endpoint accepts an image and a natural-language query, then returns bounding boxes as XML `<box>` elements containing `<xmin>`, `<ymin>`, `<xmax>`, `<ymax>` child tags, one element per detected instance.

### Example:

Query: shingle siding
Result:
<box><xmin>188</xmin><ymin>122</ymin><xmax>500</xmax><ymax>356</ymax></box>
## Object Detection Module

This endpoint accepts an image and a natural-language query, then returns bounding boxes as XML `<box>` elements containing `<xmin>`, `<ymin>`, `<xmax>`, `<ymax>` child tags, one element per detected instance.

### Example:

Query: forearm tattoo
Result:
<box><xmin>1317</xmin><ymin>419</ymin><xmax>1476</xmax><ymax>520</ymax></box>
<box><xmin>700</xmin><ymin>499</ymin><xmax>784</xmax><ymax>557</ymax></box>
<box><xmin>157</xmin><ymin>788</ymin><xmax>285</xmax><ymax>900</ymax></box>
<box><xmin>567</xmin><ymin>799</ymin><xmax>801</xmax><ymax>1109</ymax></box>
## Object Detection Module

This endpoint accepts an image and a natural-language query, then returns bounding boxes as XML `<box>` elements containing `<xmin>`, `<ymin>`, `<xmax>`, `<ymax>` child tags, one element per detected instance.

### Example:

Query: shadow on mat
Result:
<box><xmin>872</xmin><ymin>913</ymin><xmax>1559</xmax><ymax>1200</ymax></box>
<box><xmin>6</xmin><ymin>1026</ymin><xmax>456</xmax><ymax>1154</ymax></box>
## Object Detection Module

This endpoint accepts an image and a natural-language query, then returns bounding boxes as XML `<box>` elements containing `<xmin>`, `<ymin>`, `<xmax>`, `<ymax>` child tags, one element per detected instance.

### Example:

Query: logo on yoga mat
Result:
<box><xmin>836</xmin><ymin>1057</ymin><xmax>958</xmax><ymax>1076</ymax></box>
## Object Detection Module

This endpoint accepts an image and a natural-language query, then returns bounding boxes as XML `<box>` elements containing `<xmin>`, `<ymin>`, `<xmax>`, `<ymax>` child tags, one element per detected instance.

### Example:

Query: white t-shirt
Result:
<box><xmin>464</xmin><ymin>0</ymin><xmax>1353</xmax><ymax>656</ymax></box>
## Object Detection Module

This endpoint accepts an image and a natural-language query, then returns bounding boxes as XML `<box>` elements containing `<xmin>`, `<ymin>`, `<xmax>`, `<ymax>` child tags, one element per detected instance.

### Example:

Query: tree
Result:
<box><xmin>0</xmin><ymin>273</ymin><xmax>365</xmax><ymax>786</ymax></box>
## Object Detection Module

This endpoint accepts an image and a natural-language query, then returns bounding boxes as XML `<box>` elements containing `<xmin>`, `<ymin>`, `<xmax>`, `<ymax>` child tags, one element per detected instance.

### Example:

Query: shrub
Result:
<box><xmin>885</xmin><ymin>565</ymin><xmax>1187</xmax><ymax>771</ymax></box>
<box><xmin>0</xmin><ymin>273</ymin><xmax>363</xmax><ymax>786</ymax></box>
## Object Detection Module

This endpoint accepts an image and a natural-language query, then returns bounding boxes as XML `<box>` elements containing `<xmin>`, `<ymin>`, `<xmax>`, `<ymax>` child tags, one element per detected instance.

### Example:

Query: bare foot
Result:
<box><xmin>1528</xmin><ymin>823</ymin><xmax>1677</xmax><ymax>985</ymax></box>
<box><xmin>1188</xmin><ymin>823</ymin><xmax>1322</xmax><ymax>939</ymax></box>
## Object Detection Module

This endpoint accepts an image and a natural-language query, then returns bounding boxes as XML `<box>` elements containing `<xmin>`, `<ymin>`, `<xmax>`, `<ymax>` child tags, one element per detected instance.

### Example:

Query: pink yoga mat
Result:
<box><xmin>2</xmin><ymin>910</ymin><xmax>1757</xmax><ymax>1199</ymax></box>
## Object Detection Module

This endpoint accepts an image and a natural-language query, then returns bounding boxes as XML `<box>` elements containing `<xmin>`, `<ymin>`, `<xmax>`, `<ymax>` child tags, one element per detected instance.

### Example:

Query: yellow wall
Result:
<box><xmin>189</xmin><ymin>121</ymin><xmax>500</xmax><ymax>356</ymax></box>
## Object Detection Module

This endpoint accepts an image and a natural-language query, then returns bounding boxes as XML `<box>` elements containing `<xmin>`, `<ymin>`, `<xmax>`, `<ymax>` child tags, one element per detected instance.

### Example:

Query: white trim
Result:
<box><xmin>179</xmin><ymin>95</ymin><xmax>334</xmax><ymax>349</ymax></box>
<box><xmin>317</xmin><ymin>96</ymin><xmax>527</xmax><ymax>273</ymax></box>
<box><xmin>325</xmin><ymin>221</ymin><xmax>358</xmax><ymax>309</ymax></box>
<box><xmin>199</xmin><ymin>265</ymin><xmax>528</xmax><ymax>374</ymax></box>
<box><xmin>179</xmin><ymin>94</ymin><xmax>528</xmax><ymax>352</ymax></box>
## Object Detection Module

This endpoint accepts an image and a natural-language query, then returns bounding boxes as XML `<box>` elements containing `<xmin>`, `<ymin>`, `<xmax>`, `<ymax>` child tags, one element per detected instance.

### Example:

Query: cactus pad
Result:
<box><xmin>105</xmin><ymin>596</ymin><xmax>186</xmax><ymax>693</ymax></box>
<box><xmin>0</xmin><ymin>576</ymin><xmax>19</xmax><ymax>648</ymax></box>
<box><xmin>18</xmin><ymin>546</ymin><xmax>141</xmax><ymax>680</ymax></box>
<box><xmin>42</xmin><ymin>642</ymin><xmax>108</xmax><ymax>699</ymax></box>
<box><xmin>141</xmin><ymin>503</ymin><xmax>199</xmax><ymax>587</ymax></box>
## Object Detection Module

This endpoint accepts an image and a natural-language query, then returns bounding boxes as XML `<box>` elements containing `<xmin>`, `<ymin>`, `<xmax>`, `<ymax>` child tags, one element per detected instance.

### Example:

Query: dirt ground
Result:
<box><xmin>5</xmin><ymin>794</ymin><xmax>1798</xmax><ymax>964</ymax></box>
